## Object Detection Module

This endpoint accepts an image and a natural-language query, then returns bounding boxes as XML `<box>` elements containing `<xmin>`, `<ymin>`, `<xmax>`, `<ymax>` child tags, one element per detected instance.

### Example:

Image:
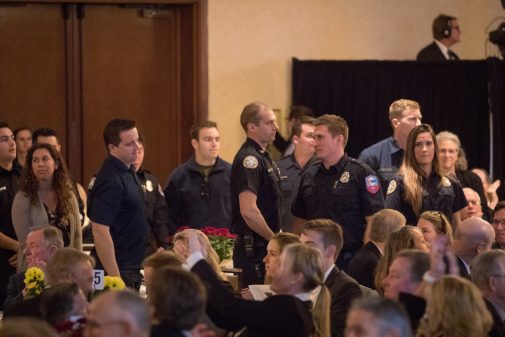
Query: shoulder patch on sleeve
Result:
<box><xmin>365</xmin><ymin>175</ymin><xmax>381</xmax><ymax>194</ymax></box>
<box><xmin>243</xmin><ymin>156</ymin><xmax>258</xmax><ymax>169</ymax></box>
<box><xmin>387</xmin><ymin>180</ymin><xmax>397</xmax><ymax>195</ymax></box>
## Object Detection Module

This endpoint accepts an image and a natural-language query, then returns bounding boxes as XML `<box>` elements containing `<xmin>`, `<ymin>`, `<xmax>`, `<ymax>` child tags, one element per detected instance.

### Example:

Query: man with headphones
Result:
<box><xmin>417</xmin><ymin>14</ymin><xmax>461</xmax><ymax>61</ymax></box>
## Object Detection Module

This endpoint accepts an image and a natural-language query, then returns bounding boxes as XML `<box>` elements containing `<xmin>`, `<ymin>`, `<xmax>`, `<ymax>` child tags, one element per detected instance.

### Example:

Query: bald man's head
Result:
<box><xmin>453</xmin><ymin>217</ymin><xmax>495</xmax><ymax>262</ymax></box>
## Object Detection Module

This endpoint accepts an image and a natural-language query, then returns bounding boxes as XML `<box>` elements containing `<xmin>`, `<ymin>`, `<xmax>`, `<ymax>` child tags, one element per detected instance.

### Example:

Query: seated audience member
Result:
<box><xmin>452</xmin><ymin>217</ymin><xmax>495</xmax><ymax>279</ymax></box>
<box><xmin>180</xmin><ymin>230</ymin><xmax>321</xmax><ymax>337</ymax></box>
<box><xmin>149</xmin><ymin>267</ymin><xmax>207</xmax><ymax>337</ymax></box>
<box><xmin>84</xmin><ymin>290</ymin><xmax>150</xmax><ymax>337</ymax></box>
<box><xmin>381</xmin><ymin>249</ymin><xmax>430</xmax><ymax>331</ymax></box>
<box><xmin>173</xmin><ymin>230</ymin><xmax>230</xmax><ymax>286</ymax></box>
<box><xmin>375</xmin><ymin>226</ymin><xmax>429</xmax><ymax>293</ymax></box>
<box><xmin>348</xmin><ymin>209</ymin><xmax>406</xmax><ymax>289</ymax></box>
<box><xmin>262</xmin><ymin>232</ymin><xmax>300</xmax><ymax>285</ymax></box>
<box><xmin>436</xmin><ymin>131</ymin><xmax>491</xmax><ymax>220</ymax></box>
<box><xmin>13</xmin><ymin>127</ymin><xmax>32</xmax><ymax>168</ymax></box>
<box><xmin>301</xmin><ymin>219</ymin><xmax>362</xmax><ymax>337</ymax></box>
<box><xmin>460</xmin><ymin>187</ymin><xmax>484</xmax><ymax>221</ymax></box>
<box><xmin>12</xmin><ymin>143</ymin><xmax>82</xmax><ymax>270</ymax></box>
<box><xmin>1</xmin><ymin>317</ymin><xmax>57</xmax><ymax>337</ymax></box>
<box><xmin>416</xmin><ymin>276</ymin><xmax>492</xmax><ymax>337</ymax></box>
<box><xmin>381</xmin><ymin>250</ymin><xmax>430</xmax><ymax>302</ymax></box>
<box><xmin>142</xmin><ymin>250</ymin><xmax>182</xmax><ymax>298</ymax></box>
<box><xmin>471</xmin><ymin>250</ymin><xmax>505</xmax><ymax>337</ymax></box>
<box><xmin>492</xmin><ymin>201</ymin><xmax>505</xmax><ymax>250</ymax></box>
<box><xmin>473</xmin><ymin>168</ymin><xmax>501</xmax><ymax>210</ymax></box>
<box><xmin>40</xmin><ymin>283</ymin><xmax>88</xmax><ymax>337</ymax></box>
<box><xmin>4</xmin><ymin>226</ymin><xmax>64</xmax><ymax>308</ymax></box>
<box><xmin>416</xmin><ymin>211</ymin><xmax>453</xmax><ymax>249</ymax></box>
<box><xmin>4</xmin><ymin>248</ymin><xmax>94</xmax><ymax>319</ymax></box>
<box><xmin>345</xmin><ymin>297</ymin><xmax>413</xmax><ymax>337</ymax></box>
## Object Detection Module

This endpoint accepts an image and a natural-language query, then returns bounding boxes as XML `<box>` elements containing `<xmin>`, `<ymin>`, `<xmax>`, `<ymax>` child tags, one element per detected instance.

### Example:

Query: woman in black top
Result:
<box><xmin>385</xmin><ymin>124</ymin><xmax>466</xmax><ymax>226</ymax></box>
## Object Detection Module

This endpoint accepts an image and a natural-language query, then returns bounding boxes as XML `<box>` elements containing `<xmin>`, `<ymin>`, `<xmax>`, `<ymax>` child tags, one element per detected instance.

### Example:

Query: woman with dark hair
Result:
<box><xmin>385</xmin><ymin>124</ymin><xmax>466</xmax><ymax>227</ymax></box>
<box><xmin>13</xmin><ymin>127</ymin><xmax>32</xmax><ymax>168</ymax></box>
<box><xmin>12</xmin><ymin>143</ymin><xmax>82</xmax><ymax>269</ymax></box>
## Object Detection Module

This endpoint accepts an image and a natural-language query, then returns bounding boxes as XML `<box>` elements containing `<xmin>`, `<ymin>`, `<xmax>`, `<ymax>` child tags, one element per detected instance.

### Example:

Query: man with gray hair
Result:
<box><xmin>3</xmin><ymin>226</ymin><xmax>63</xmax><ymax>307</ymax></box>
<box><xmin>359</xmin><ymin>99</ymin><xmax>422</xmax><ymax>194</ymax></box>
<box><xmin>472</xmin><ymin>250</ymin><xmax>505</xmax><ymax>337</ymax></box>
<box><xmin>348</xmin><ymin>209</ymin><xmax>406</xmax><ymax>289</ymax></box>
<box><xmin>460</xmin><ymin>187</ymin><xmax>484</xmax><ymax>221</ymax></box>
<box><xmin>345</xmin><ymin>297</ymin><xmax>412</xmax><ymax>337</ymax></box>
<box><xmin>84</xmin><ymin>290</ymin><xmax>150</xmax><ymax>337</ymax></box>
<box><xmin>453</xmin><ymin>216</ymin><xmax>495</xmax><ymax>279</ymax></box>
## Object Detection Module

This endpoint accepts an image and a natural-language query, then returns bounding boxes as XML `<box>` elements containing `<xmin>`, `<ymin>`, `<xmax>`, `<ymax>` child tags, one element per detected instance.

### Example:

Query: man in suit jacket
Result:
<box><xmin>472</xmin><ymin>250</ymin><xmax>505</xmax><ymax>337</ymax></box>
<box><xmin>452</xmin><ymin>217</ymin><xmax>495</xmax><ymax>279</ymax></box>
<box><xmin>348</xmin><ymin>209</ymin><xmax>406</xmax><ymax>288</ymax></box>
<box><xmin>301</xmin><ymin>219</ymin><xmax>363</xmax><ymax>337</ymax></box>
<box><xmin>3</xmin><ymin>226</ymin><xmax>63</xmax><ymax>308</ymax></box>
<box><xmin>417</xmin><ymin>14</ymin><xmax>461</xmax><ymax>61</ymax></box>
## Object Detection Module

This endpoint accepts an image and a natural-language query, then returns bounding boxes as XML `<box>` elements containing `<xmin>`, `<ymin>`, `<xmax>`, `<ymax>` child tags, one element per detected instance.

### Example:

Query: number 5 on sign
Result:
<box><xmin>93</xmin><ymin>269</ymin><xmax>105</xmax><ymax>290</ymax></box>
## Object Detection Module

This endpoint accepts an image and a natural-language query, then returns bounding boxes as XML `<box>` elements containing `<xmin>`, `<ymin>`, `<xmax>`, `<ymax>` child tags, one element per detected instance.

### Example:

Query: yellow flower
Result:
<box><xmin>104</xmin><ymin>276</ymin><xmax>125</xmax><ymax>291</ymax></box>
<box><xmin>26</xmin><ymin>281</ymin><xmax>36</xmax><ymax>289</ymax></box>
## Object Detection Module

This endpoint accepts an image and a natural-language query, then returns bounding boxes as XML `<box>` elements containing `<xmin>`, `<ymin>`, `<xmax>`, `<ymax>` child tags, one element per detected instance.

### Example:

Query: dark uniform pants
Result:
<box><xmin>120</xmin><ymin>269</ymin><xmax>142</xmax><ymax>292</ymax></box>
<box><xmin>233</xmin><ymin>236</ymin><xmax>267</xmax><ymax>288</ymax></box>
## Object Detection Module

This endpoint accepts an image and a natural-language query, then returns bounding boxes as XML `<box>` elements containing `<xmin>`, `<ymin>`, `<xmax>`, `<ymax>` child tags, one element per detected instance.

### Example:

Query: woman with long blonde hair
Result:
<box><xmin>385</xmin><ymin>124</ymin><xmax>466</xmax><ymax>227</ymax></box>
<box><xmin>416</xmin><ymin>276</ymin><xmax>492</xmax><ymax>337</ymax></box>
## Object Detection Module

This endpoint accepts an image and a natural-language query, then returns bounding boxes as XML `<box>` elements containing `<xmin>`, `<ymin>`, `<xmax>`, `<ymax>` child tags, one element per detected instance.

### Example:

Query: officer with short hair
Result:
<box><xmin>231</xmin><ymin>102</ymin><xmax>282</xmax><ymax>287</ymax></box>
<box><xmin>292</xmin><ymin>115</ymin><xmax>384</xmax><ymax>271</ymax></box>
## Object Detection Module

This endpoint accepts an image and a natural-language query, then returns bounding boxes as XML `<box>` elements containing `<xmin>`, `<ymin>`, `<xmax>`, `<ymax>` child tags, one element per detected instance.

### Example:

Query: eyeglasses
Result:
<box><xmin>439</xmin><ymin>148</ymin><xmax>458</xmax><ymax>155</ymax></box>
<box><xmin>493</xmin><ymin>219</ymin><xmax>505</xmax><ymax>226</ymax></box>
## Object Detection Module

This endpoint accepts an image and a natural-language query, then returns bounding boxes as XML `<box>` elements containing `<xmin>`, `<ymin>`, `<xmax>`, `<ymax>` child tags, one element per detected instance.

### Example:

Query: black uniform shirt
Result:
<box><xmin>231</xmin><ymin>138</ymin><xmax>281</xmax><ymax>238</ymax></box>
<box><xmin>137</xmin><ymin>168</ymin><xmax>172</xmax><ymax>250</ymax></box>
<box><xmin>358</xmin><ymin>136</ymin><xmax>403</xmax><ymax>194</ymax></box>
<box><xmin>88</xmin><ymin>155</ymin><xmax>147</xmax><ymax>271</ymax></box>
<box><xmin>385</xmin><ymin>172</ymin><xmax>467</xmax><ymax>225</ymax></box>
<box><xmin>292</xmin><ymin>154</ymin><xmax>384</xmax><ymax>252</ymax></box>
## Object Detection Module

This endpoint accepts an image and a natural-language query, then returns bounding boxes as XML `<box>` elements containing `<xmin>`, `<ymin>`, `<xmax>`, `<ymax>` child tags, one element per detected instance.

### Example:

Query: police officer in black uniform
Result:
<box><xmin>231</xmin><ymin>102</ymin><xmax>282</xmax><ymax>287</ymax></box>
<box><xmin>292</xmin><ymin>115</ymin><xmax>384</xmax><ymax>271</ymax></box>
<box><xmin>0</xmin><ymin>122</ymin><xmax>22</xmax><ymax>310</ymax></box>
<box><xmin>87</xmin><ymin>133</ymin><xmax>172</xmax><ymax>257</ymax></box>
<box><xmin>358</xmin><ymin>99</ymin><xmax>422</xmax><ymax>195</ymax></box>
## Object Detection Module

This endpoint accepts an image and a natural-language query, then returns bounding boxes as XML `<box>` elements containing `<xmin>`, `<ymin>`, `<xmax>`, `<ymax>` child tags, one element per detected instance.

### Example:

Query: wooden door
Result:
<box><xmin>0</xmin><ymin>3</ymin><xmax>68</xmax><ymax>158</ymax></box>
<box><xmin>0</xmin><ymin>1</ymin><xmax>207</xmax><ymax>185</ymax></box>
<box><xmin>80</xmin><ymin>4</ymin><xmax>180</xmax><ymax>184</ymax></box>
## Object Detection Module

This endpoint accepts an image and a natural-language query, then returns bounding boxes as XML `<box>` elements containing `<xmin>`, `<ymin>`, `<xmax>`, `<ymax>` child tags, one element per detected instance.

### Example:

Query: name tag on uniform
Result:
<box><xmin>0</xmin><ymin>186</ymin><xmax>6</xmax><ymax>192</ymax></box>
<box><xmin>93</xmin><ymin>269</ymin><xmax>105</xmax><ymax>290</ymax></box>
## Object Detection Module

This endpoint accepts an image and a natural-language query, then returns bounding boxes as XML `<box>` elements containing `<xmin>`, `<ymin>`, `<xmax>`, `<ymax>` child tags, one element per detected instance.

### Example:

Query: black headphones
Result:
<box><xmin>442</xmin><ymin>18</ymin><xmax>452</xmax><ymax>38</ymax></box>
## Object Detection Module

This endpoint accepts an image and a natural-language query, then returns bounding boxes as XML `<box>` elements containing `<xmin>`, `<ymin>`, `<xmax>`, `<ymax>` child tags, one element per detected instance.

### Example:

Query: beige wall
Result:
<box><xmin>207</xmin><ymin>0</ymin><xmax>502</xmax><ymax>161</ymax></box>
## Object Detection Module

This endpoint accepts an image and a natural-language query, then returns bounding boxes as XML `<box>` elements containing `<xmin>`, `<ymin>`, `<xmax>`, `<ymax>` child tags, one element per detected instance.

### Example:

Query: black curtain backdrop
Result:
<box><xmin>292</xmin><ymin>58</ymin><xmax>505</xmax><ymax>180</ymax></box>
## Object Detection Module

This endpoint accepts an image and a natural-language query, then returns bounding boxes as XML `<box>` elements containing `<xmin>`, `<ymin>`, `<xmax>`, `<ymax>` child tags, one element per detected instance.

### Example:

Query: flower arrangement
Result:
<box><xmin>103</xmin><ymin>276</ymin><xmax>126</xmax><ymax>291</ymax></box>
<box><xmin>176</xmin><ymin>226</ymin><xmax>237</xmax><ymax>262</ymax></box>
<box><xmin>24</xmin><ymin>267</ymin><xmax>45</xmax><ymax>297</ymax></box>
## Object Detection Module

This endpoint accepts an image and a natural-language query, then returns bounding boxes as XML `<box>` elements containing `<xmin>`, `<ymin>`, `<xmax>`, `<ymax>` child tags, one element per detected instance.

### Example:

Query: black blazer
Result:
<box><xmin>456</xmin><ymin>255</ymin><xmax>471</xmax><ymax>280</ymax></box>
<box><xmin>325</xmin><ymin>266</ymin><xmax>363</xmax><ymax>337</ymax></box>
<box><xmin>150</xmin><ymin>324</ymin><xmax>186</xmax><ymax>337</ymax></box>
<box><xmin>3</xmin><ymin>295</ymin><xmax>43</xmax><ymax>319</ymax></box>
<box><xmin>347</xmin><ymin>242</ymin><xmax>381</xmax><ymax>289</ymax></box>
<box><xmin>417</xmin><ymin>42</ymin><xmax>459</xmax><ymax>61</ymax></box>
<box><xmin>485</xmin><ymin>298</ymin><xmax>505</xmax><ymax>337</ymax></box>
<box><xmin>3</xmin><ymin>271</ymin><xmax>25</xmax><ymax>308</ymax></box>
<box><xmin>191</xmin><ymin>259</ymin><xmax>314</xmax><ymax>337</ymax></box>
